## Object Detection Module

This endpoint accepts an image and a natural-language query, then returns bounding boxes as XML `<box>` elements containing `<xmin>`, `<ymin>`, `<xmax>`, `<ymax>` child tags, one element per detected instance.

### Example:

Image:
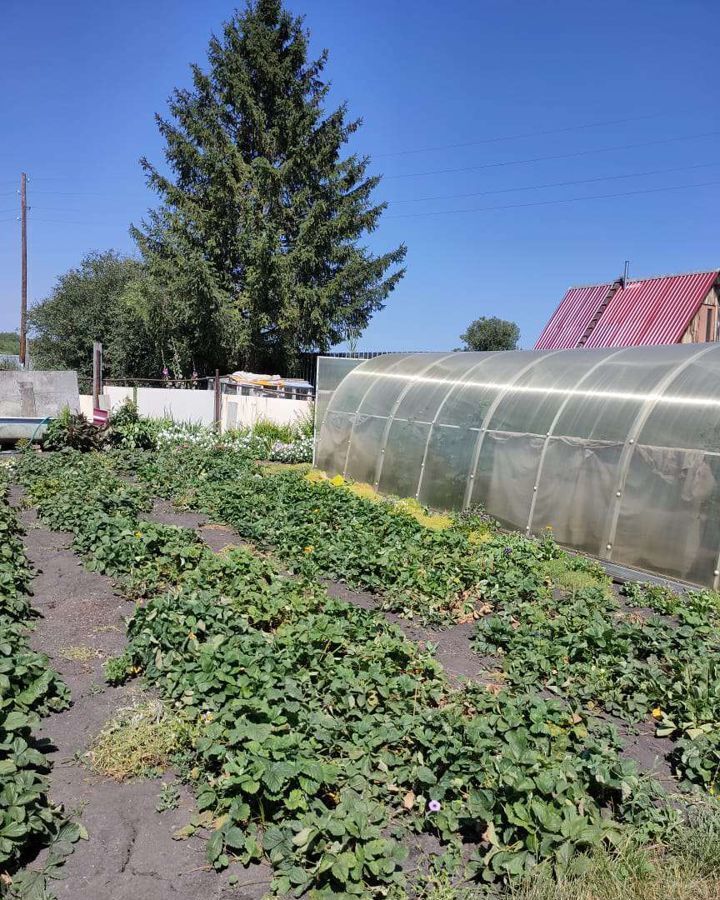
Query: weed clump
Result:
<box><xmin>88</xmin><ymin>699</ymin><xmax>195</xmax><ymax>781</ymax></box>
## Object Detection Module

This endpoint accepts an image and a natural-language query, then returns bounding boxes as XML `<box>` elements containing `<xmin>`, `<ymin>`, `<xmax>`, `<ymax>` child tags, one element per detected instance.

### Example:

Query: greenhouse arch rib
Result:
<box><xmin>461</xmin><ymin>350</ymin><xmax>564</xmax><ymax>510</ymax></box>
<box><xmin>601</xmin><ymin>342</ymin><xmax>719</xmax><ymax>563</ymax></box>
<box><xmin>413</xmin><ymin>353</ymin><xmax>499</xmax><ymax>502</ymax></box>
<box><xmin>372</xmin><ymin>353</ymin><xmax>457</xmax><ymax>490</ymax></box>
<box><xmin>525</xmin><ymin>347</ymin><xmax>628</xmax><ymax>536</ymax></box>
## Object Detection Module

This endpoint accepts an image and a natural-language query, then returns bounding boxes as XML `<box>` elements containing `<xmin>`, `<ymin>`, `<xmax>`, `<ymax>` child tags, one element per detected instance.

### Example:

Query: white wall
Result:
<box><xmin>98</xmin><ymin>385</ymin><xmax>309</xmax><ymax>430</ymax></box>
<box><xmin>79</xmin><ymin>394</ymin><xmax>94</xmax><ymax>418</ymax></box>
<box><xmin>222</xmin><ymin>394</ymin><xmax>308</xmax><ymax>429</ymax></box>
<box><xmin>105</xmin><ymin>385</ymin><xmax>215</xmax><ymax>425</ymax></box>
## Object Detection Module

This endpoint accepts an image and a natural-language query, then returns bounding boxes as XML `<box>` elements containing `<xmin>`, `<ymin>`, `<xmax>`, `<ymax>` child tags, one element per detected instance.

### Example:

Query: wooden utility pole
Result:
<box><xmin>19</xmin><ymin>173</ymin><xmax>28</xmax><ymax>367</ymax></box>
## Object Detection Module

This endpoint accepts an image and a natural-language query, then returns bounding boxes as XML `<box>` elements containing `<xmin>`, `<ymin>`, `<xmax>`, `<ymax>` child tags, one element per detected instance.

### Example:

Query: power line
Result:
<box><xmin>32</xmin><ymin>206</ymin><xmax>113</xmax><ymax>212</ymax></box>
<box><xmin>31</xmin><ymin>190</ymin><xmax>121</xmax><ymax>197</ymax></box>
<box><xmin>30</xmin><ymin>218</ymin><xmax>126</xmax><ymax>226</ymax></box>
<box><xmin>385</xmin><ymin>178</ymin><xmax>720</xmax><ymax>219</ymax></box>
<box><xmin>376</xmin><ymin>113</ymin><xmax>665</xmax><ymax>158</ymax></box>
<box><xmin>384</xmin><ymin>130</ymin><xmax>720</xmax><ymax>179</ymax></box>
<box><xmin>388</xmin><ymin>161</ymin><xmax>720</xmax><ymax>203</ymax></box>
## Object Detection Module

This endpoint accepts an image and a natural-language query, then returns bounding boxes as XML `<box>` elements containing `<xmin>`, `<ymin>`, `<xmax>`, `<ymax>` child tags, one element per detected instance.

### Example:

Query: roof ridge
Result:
<box><xmin>566</xmin><ymin>268</ymin><xmax>720</xmax><ymax>291</ymax></box>
<box><xmin>625</xmin><ymin>268</ymin><xmax>720</xmax><ymax>284</ymax></box>
<box><xmin>566</xmin><ymin>267</ymin><xmax>720</xmax><ymax>293</ymax></box>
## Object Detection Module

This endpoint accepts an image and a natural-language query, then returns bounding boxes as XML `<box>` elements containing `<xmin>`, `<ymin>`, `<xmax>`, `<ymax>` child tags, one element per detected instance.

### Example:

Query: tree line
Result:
<box><xmin>29</xmin><ymin>0</ymin><xmax>518</xmax><ymax>384</ymax></box>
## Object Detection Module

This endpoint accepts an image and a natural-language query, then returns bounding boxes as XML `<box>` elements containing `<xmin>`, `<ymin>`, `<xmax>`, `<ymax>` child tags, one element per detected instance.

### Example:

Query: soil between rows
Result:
<box><xmin>10</xmin><ymin>487</ymin><xmax>271</xmax><ymax>900</ymax></box>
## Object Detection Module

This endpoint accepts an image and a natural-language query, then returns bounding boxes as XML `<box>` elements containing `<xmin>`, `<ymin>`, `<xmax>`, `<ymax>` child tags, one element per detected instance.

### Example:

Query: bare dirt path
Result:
<box><xmin>11</xmin><ymin>487</ymin><xmax>271</xmax><ymax>900</ymax></box>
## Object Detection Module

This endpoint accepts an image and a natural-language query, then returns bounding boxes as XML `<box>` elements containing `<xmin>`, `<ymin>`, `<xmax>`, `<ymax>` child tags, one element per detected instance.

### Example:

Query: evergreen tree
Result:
<box><xmin>134</xmin><ymin>0</ymin><xmax>406</xmax><ymax>374</ymax></box>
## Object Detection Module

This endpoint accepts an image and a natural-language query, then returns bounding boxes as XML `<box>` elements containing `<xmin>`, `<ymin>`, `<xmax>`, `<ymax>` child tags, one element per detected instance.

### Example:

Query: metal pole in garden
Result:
<box><xmin>214</xmin><ymin>369</ymin><xmax>221</xmax><ymax>431</ymax></box>
<box><xmin>92</xmin><ymin>342</ymin><xmax>102</xmax><ymax>410</ymax></box>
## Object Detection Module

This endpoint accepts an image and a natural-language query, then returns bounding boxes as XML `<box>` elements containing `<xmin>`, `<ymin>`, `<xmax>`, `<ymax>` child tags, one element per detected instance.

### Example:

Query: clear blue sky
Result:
<box><xmin>1</xmin><ymin>0</ymin><xmax>718</xmax><ymax>351</ymax></box>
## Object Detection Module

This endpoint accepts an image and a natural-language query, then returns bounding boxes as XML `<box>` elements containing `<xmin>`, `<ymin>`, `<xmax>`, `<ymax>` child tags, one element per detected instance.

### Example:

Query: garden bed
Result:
<box><xmin>5</xmin><ymin>447</ymin><xmax>720</xmax><ymax>898</ymax></box>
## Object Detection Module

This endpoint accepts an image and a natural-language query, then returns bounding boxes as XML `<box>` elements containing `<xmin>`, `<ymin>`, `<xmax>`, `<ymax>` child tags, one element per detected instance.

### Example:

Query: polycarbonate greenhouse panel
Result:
<box><xmin>315</xmin><ymin>345</ymin><xmax>720</xmax><ymax>589</ymax></box>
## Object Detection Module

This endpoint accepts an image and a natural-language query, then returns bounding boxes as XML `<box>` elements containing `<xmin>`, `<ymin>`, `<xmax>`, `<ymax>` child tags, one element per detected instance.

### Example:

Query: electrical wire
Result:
<box><xmin>384</xmin><ymin>130</ymin><xmax>720</xmax><ymax>179</ymax></box>
<box><xmin>385</xmin><ymin>178</ymin><xmax>720</xmax><ymax>219</ymax></box>
<box><xmin>376</xmin><ymin>113</ymin><xmax>666</xmax><ymax>157</ymax></box>
<box><xmin>388</xmin><ymin>161</ymin><xmax>720</xmax><ymax>203</ymax></box>
<box><xmin>29</xmin><ymin>218</ymin><xmax>126</xmax><ymax>226</ymax></box>
<box><xmin>30</xmin><ymin>190</ymin><xmax>127</xmax><ymax>197</ymax></box>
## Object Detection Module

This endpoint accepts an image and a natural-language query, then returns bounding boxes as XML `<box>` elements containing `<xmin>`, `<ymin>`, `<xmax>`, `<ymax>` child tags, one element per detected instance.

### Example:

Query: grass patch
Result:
<box><xmin>542</xmin><ymin>555</ymin><xmax>612</xmax><ymax>597</ymax></box>
<box><xmin>88</xmin><ymin>699</ymin><xmax>195</xmax><ymax>781</ymax></box>
<box><xmin>510</xmin><ymin>808</ymin><xmax>720</xmax><ymax>900</ymax></box>
<box><xmin>261</xmin><ymin>461</ymin><xmax>311</xmax><ymax>475</ymax></box>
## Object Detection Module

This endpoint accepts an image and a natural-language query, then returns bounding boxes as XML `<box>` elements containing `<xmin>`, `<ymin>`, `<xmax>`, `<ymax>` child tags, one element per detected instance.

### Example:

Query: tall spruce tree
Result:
<box><xmin>134</xmin><ymin>0</ymin><xmax>406</xmax><ymax>375</ymax></box>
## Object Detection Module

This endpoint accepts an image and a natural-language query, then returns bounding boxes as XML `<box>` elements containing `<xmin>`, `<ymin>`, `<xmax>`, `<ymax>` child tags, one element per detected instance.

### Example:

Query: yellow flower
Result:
<box><xmin>651</xmin><ymin>707</ymin><xmax>663</xmax><ymax>719</ymax></box>
<box><xmin>303</xmin><ymin>545</ymin><xmax>314</xmax><ymax>554</ymax></box>
<box><xmin>134</xmin><ymin>531</ymin><xmax>143</xmax><ymax>538</ymax></box>
<box><xmin>329</xmin><ymin>475</ymin><xmax>345</xmax><ymax>487</ymax></box>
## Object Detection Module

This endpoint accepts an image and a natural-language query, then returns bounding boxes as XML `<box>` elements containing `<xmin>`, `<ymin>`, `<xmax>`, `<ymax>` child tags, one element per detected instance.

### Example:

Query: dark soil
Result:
<box><xmin>10</xmin><ymin>489</ymin><xmax>272</xmax><ymax>900</ymax></box>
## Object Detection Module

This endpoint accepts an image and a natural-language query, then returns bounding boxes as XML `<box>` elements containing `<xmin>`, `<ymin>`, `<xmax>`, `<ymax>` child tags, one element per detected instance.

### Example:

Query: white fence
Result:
<box><xmin>80</xmin><ymin>385</ymin><xmax>309</xmax><ymax>431</ymax></box>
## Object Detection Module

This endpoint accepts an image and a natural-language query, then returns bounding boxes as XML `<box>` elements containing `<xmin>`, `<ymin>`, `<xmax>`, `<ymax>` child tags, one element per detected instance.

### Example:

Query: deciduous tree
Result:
<box><xmin>459</xmin><ymin>316</ymin><xmax>520</xmax><ymax>351</ymax></box>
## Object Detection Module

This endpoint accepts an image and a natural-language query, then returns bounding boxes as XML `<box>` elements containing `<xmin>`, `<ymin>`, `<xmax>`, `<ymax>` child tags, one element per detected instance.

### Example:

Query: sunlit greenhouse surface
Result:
<box><xmin>315</xmin><ymin>345</ymin><xmax>720</xmax><ymax>588</ymax></box>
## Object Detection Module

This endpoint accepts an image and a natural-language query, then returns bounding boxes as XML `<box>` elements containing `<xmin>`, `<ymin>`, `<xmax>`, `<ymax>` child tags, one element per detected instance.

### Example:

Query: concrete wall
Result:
<box><xmin>0</xmin><ymin>370</ymin><xmax>79</xmax><ymax>417</ymax></box>
<box><xmin>98</xmin><ymin>385</ymin><xmax>309</xmax><ymax>430</ymax></box>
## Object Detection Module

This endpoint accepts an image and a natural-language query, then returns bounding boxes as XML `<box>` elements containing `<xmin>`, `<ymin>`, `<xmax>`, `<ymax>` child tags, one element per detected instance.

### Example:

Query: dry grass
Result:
<box><xmin>88</xmin><ymin>698</ymin><xmax>195</xmax><ymax>781</ymax></box>
<box><xmin>59</xmin><ymin>645</ymin><xmax>101</xmax><ymax>663</ymax></box>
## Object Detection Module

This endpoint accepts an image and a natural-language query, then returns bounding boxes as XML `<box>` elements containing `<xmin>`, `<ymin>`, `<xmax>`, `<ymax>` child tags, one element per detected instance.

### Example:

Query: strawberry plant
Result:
<box><xmin>15</xmin><ymin>451</ymin><xmax>677</xmax><ymax>895</ymax></box>
<box><xmin>117</xmin><ymin>446</ymin><xmax>554</xmax><ymax>625</ymax></box>
<box><xmin>0</xmin><ymin>468</ymin><xmax>70</xmax><ymax>875</ymax></box>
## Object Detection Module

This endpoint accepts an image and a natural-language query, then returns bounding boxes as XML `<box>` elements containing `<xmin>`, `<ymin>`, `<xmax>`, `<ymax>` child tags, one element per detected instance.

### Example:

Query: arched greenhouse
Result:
<box><xmin>314</xmin><ymin>345</ymin><xmax>720</xmax><ymax>589</ymax></box>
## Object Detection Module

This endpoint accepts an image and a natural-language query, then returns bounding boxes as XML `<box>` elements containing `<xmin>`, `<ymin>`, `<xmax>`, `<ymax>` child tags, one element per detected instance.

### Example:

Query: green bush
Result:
<box><xmin>42</xmin><ymin>407</ymin><xmax>106</xmax><ymax>452</ymax></box>
<box><xmin>107</xmin><ymin>400</ymin><xmax>158</xmax><ymax>450</ymax></box>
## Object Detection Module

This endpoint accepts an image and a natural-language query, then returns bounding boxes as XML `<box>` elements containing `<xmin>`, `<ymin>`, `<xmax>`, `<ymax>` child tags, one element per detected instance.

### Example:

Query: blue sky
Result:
<box><xmin>0</xmin><ymin>0</ymin><xmax>718</xmax><ymax>351</ymax></box>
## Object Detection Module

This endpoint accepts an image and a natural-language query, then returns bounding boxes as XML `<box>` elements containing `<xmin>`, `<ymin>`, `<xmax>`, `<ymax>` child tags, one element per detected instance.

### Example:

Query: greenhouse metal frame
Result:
<box><xmin>315</xmin><ymin>345</ymin><xmax>720</xmax><ymax>588</ymax></box>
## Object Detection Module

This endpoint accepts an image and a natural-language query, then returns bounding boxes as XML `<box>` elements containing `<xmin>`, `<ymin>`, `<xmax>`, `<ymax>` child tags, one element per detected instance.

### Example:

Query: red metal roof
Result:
<box><xmin>536</xmin><ymin>271</ymin><xmax>719</xmax><ymax>349</ymax></box>
<box><xmin>534</xmin><ymin>283</ymin><xmax>614</xmax><ymax>349</ymax></box>
<box><xmin>584</xmin><ymin>271</ymin><xmax>719</xmax><ymax>347</ymax></box>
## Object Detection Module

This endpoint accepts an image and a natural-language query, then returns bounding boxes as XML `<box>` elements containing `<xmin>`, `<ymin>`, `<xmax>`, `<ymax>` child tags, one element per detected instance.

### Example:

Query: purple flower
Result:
<box><xmin>428</xmin><ymin>800</ymin><xmax>441</xmax><ymax>813</ymax></box>
<box><xmin>503</xmin><ymin>546</ymin><xmax>512</xmax><ymax>557</ymax></box>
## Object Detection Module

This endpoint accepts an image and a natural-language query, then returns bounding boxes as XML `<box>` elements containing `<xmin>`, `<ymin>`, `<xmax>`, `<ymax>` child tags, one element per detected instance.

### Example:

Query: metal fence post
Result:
<box><xmin>214</xmin><ymin>369</ymin><xmax>221</xmax><ymax>432</ymax></box>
